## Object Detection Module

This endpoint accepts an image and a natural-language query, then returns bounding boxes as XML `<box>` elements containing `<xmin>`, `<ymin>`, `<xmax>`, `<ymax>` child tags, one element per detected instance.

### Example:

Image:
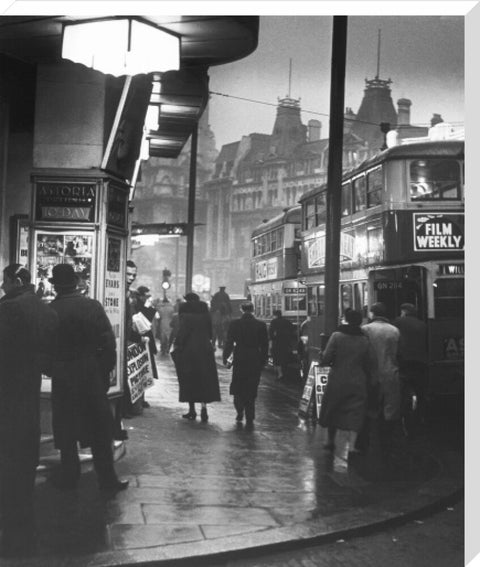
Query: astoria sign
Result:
<box><xmin>35</xmin><ymin>181</ymin><xmax>96</xmax><ymax>222</ymax></box>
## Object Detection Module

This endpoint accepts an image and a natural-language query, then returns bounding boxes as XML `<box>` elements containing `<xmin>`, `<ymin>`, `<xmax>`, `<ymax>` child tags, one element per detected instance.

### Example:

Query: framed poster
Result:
<box><xmin>33</xmin><ymin>229</ymin><xmax>95</xmax><ymax>300</ymax></box>
<box><xmin>103</xmin><ymin>234</ymin><xmax>126</xmax><ymax>396</ymax></box>
<box><xmin>9</xmin><ymin>214</ymin><xmax>30</xmax><ymax>265</ymax></box>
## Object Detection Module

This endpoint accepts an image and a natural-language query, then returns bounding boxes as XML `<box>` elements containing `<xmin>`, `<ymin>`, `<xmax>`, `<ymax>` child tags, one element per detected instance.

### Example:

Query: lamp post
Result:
<box><xmin>323</xmin><ymin>16</ymin><xmax>348</xmax><ymax>338</ymax></box>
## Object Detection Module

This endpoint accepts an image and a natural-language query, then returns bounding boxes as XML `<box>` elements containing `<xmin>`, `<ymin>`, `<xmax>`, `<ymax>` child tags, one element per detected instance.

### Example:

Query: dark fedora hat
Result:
<box><xmin>48</xmin><ymin>263</ymin><xmax>78</xmax><ymax>287</ymax></box>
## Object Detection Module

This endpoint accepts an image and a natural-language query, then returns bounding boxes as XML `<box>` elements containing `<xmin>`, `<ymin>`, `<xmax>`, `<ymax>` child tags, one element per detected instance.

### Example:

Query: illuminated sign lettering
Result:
<box><xmin>438</xmin><ymin>264</ymin><xmax>464</xmax><ymax>275</ymax></box>
<box><xmin>36</xmin><ymin>181</ymin><xmax>96</xmax><ymax>222</ymax></box>
<box><xmin>414</xmin><ymin>213</ymin><xmax>464</xmax><ymax>252</ymax></box>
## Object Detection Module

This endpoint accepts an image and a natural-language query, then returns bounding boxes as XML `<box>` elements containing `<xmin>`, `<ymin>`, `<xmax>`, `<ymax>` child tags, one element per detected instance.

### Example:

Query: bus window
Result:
<box><xmin>367</xmin><ymin>167</ymin><xmax>382</xmax><ymax>208</ymax></box>
<box><xmin>316</xmin><ymin>284</ymin><xmax>325</xmax><ymax>316</ymax></box>
<box><xmin>307</xmin><ymin>287</ymin><xmax>317</xmax><ymax>316</ymax></box>
<box><xmin>316</xmin><ymin>192</ymin><xmax>327</xmax><ymax>224</ymax></box>
<box><xmin>265</xmin><ymin>295</ymin><xmax>272</xmax><ymax>318</ymax></box>
<box><xmin>353</xmin><ymin>282</ymin><xmax>362</xmax><ymax>311</ymax></box>
<box><xmin>353</xmin><ymin>176</ymin><xmax>367</xmax><ymax>212</ymax></box>
<box><xmin>372</xmin><ymin>266</ymin><xmax>427</xmax><ymax>320</ymax></box>
<box><xmin>340</xmin><ymin>284</ymin><xmax>353</xmax><ymax>313</ymax></box>
<box><xmin>341</xmin><ymin>182</ymin><xmax>352</xmax><ymax>216</ymax></box>
<box><xmin>409</xmin><ymin>159</ymin><xmax>461</xmax><ymax>201</ymax></box>
<box><xmin>305</xmin><ymin>200</ymin><xmax>316</xmax><ymax>229</ymax></box>
<box><xmin>434</xmin><ymin>278</ymin><xmax>464</xmax><ymax>318</ymax></box>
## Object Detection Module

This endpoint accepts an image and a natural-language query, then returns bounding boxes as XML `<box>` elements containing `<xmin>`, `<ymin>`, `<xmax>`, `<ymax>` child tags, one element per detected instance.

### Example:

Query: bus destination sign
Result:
<box><xmin>413</xmin><ymin>213</ymin><xmax>464</xmax><ymax>252</ymax></box>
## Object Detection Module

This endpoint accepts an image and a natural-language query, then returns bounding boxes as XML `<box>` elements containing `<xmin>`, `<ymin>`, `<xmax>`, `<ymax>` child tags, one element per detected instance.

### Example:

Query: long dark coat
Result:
<box><xmin>0</xmin><ymin>285</ymin><xmax>58</xmax><ymax>467</ymax></box>
<box><xmin>173</xmin><ymin>300</ymin><xmax>220</xmax><ymax>403</ymax></box>
<box><xmin>49</xmin><ymin>290</ymin><xmax>116</xmax><ymax>449</ymax></box>
<box><xmin>223</xmin><ymin>313</ymin><xmax>268</xmax><ymax>399</ymax></box>
<box><xmin>319</xmin><ymin>326</ymin><xmax>375</xmax><ymax>432</ymax></box>
<box><xmin>269</xmin><ymin>316</ymin><xmax>295</xmax><ymax>366</ymax></box>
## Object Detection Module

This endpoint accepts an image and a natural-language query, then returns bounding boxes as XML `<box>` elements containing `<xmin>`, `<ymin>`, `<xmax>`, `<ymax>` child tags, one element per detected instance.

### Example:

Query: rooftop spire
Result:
<box><xmin>376</xmin><ymin>29</ymin><xmax>381</xmax><ymax>80</ymax></box>
<box><xmin>288</xmin><ymin>58</ymin><xmax>292</xmax><ymax>97</ymax></box>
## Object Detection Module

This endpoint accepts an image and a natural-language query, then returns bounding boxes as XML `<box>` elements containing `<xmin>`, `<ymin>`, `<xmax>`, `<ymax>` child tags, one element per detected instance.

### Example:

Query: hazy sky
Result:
<box><xmin>208</xmin><ymin>15</ymin><xmax>464</xmax><ymax>149</ymax></box>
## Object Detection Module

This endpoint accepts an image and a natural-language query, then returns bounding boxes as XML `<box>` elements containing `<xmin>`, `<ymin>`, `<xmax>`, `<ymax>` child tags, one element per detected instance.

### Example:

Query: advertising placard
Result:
<box><xmin>298</xmin><ymin>361</ymin><xmax>317</xmax><ymax>417</ymax></box>
<box><xmin>35</xmin><ymin>181</ymin><xmax>97</xmax><ymax>222</ymax></box>
<box><xmin>104</xmin><ymin>236</ymin><xmax>123</xmax><ymax>391</ymax></box>
<box><xmin>413</xmin><ymin>213</ymin><xmax>464</xmax><ymax>252</ymax></box>
<box><xmin>34</xmin><ymin>230</ymin><xmax>94</xmax><ymax>300</ymax></box>
<box><xmin>127</xmin><ymin>339</ymin><xmax>155</xmax><ymax>404</ymax></box>
<box><xmin>314</xmin><ymin>367</ymin><xmax>330</xmax><ymax>420</ymax></box>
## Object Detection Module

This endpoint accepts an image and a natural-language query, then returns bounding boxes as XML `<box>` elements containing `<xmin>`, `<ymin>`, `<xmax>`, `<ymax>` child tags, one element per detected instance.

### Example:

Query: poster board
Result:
<box><xmin>298</xmin><ymin>361</ymin><xmax>317</xmax><ymax>418</ymax></box>
<box><xmin>33</xmin><ymin>229</ymin><xmax>95</xmax><ymax>300</ymax></box>
<box><xmin>299</xmin><ymin>362</ymin><xmax>330</xmax><ymax>420</ymax></box>
<box><xmin>127</xmin><ymin>338</ymin><xmax>155</xmax><ymax>404</ymax></box>
<box><xmin>314</xmin><ymin>366</ymin><xmax>330</xmax><ymax>420</ymax></box>
<box><xmin>103</xmin><ymin>234</ymin><xmax>125</xmax><ymax>396</ymax></box>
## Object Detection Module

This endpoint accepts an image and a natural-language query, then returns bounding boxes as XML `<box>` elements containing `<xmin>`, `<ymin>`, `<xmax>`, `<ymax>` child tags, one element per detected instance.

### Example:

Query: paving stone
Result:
<box><xmin>107</xmin><ymin>524</ymin><xmax>204</xmax><ymax>550</ymax></box>
<box><xmin>142</xmin><ymin>503</ymin><xmax>279</xmax><ymax>527</ymax></box>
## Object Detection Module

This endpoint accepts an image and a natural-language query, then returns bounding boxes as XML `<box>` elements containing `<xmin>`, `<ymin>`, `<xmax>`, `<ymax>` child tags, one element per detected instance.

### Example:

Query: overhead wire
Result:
<box><xmin>208</xmin><ymin>90</ymin><xmax>464</xmax><ymax>130</ymax></box>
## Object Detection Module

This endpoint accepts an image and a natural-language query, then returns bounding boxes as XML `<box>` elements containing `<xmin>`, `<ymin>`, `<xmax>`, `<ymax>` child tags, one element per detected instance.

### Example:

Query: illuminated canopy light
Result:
<box><xmin>62</xmin><ymin>18</ymin><xmax>180</xmax><ymax>76</ymax></box>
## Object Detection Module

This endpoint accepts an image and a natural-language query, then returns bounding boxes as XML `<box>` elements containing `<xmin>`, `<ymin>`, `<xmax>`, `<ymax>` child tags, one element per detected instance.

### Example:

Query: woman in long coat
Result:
<box><xmin>319</xmin><ymin>309</ymin><xmax>375</xmax><ymax>453</ymax></box>
<box><xmin>173</xmin><ymin>292</ymin><xmax>220</xmax><ymax>422</ymax></box>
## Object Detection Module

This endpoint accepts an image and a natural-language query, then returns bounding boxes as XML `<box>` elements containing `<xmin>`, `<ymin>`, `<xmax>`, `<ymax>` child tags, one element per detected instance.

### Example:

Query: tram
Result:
<box><xmin>299</xmin><ymin>137</ymin><xmax>464</xmax><ymax>403</ymax></box>
<box><xmin>249</xmin><ymin>206</ymin><xmax>307</xmax><ymax>329</ymax></box>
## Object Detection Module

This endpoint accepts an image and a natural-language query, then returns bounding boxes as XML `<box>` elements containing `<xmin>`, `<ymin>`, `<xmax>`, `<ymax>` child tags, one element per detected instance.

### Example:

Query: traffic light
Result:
<box><xmin>161</xmin><ymin>268</ymin><xmax>171</xmax><ymax>290</ymax></box>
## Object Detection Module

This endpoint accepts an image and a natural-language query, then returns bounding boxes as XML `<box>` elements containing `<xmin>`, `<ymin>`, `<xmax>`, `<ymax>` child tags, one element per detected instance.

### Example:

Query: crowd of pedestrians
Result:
<box><xmin>0</xmin><ymin>257</ymin><xmax>428</xmax><ymax>558</ymax></box>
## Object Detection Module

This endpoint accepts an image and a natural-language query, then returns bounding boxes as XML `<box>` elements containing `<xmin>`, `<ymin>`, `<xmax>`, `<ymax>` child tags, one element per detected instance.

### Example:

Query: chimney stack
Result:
<box><xmin>431</xmin><ymin>113</ymin><xmax>443</xmax><ymax>127</ymax></box>
<box><xmin>397</xmin><ymin>98</ymin><xmax>412</xmax><ymax>126</ymax></box>
<box><xmin>307</xmin><ymin>119</ymin><xmax>321</xmax><ymax>142</ymax></box>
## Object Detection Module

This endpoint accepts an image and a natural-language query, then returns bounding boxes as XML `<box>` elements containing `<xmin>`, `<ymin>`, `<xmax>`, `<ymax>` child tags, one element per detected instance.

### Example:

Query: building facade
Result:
<box><xmin>202</xmin><ymin>75</ymin><xmax>437</xmax><ymax>296</ymax></box>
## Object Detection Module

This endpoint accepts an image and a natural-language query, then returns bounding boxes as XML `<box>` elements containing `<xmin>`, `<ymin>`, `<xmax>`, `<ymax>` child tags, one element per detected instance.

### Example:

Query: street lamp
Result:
<box><xmin>62</xmin><ymin>17</ymin><xmax>180</xmax><ymax>76</ymax></box>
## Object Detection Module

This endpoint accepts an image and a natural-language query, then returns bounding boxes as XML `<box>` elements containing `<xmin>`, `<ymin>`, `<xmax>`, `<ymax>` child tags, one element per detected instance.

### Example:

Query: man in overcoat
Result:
<box><xmin>210</xmin><ymin>285</ymin><xmax>232</xmax><ymax>349</ymax></box>
<box><xmin>393</xmin><ymin>303</ymin><xmax>429</xmax><ymax>425</ymax></box>
<box><xmin>223</xmin><ymin>302</ymin><xmax>268</xmax><ymax>428</ymax></box>
<box><xmin>48</xmin><ymin>264</ymin><xmax>128</xmax><ymax>493</ymax></box>
<box><xmin>268</xmin><ymin>310</ymin><xmax>295</xmax><ymax>380</ymax></box>
<box><xmin>362</xmin><ymin>302</ymin><xmax>401</xmax><ymax>461</ymax></box>
<box><xmin>0</xmin><ymin>264</ymin><xmax>58</xmax><ymax>557</ymax></box>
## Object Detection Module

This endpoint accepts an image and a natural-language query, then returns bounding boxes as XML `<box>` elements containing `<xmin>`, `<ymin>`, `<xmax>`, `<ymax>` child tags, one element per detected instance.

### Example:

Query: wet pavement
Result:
<box><xmin>4</xmin><ymin>352</ymin><xmax>464</xmax><ymax>566</ymax></box>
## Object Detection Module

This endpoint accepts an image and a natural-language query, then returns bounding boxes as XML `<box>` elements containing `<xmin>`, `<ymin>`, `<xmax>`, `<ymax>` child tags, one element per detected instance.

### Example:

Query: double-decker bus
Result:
<box><xmin>249</xmin><ymin>206</ymin><xmax>307</xmax><ymax>330</ymax></box>
<box><xmin>299</xmin><ymin>138</ymin><xmax>464</xmax><ymax>404</ymax></box>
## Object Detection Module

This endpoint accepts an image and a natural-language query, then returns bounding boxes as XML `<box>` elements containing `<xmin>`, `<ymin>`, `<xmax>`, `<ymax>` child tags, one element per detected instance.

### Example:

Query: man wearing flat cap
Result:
<box><xmin>48</xmin><ymin>263</ymin><xmax>128</xmax><ymax>493</ymax></box>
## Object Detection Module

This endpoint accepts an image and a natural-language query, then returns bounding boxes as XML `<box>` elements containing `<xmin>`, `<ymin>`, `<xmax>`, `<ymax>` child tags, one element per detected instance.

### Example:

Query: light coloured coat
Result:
<box><xmin>362</xmin><ymin>317</ymin><xmax>401</xmax><ymax>420</ymax></box>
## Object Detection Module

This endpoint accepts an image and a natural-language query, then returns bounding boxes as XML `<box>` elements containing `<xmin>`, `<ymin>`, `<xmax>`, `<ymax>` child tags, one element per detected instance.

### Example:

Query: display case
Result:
<box><xmin>27</xmin><ymin>173</ymin><xmax>130</xmax><ymax>398</ymax></box>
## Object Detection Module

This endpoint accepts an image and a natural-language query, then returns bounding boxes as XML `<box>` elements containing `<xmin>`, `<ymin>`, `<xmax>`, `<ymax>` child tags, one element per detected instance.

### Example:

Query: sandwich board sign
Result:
<box><xmin>299</xmin><ymin>362</ymin><xmax>330</xmax><ymax>420</ymax></box>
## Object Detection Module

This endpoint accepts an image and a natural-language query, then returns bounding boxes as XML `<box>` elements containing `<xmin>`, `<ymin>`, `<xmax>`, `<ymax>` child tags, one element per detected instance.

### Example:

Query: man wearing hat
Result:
<box><xmin>210</xmin><ymin>285</ymin><xmax>232</xmax><ymax>349</ymax></box>
<box><xmin>223</xmin><ymin>301</ymin><xmax>268</xmax><ymax>429</ymax></box>
<box><xmin>48</xmin><ymin>263</ymin><xmax>128</xmax><ymax>493</ymax></box>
